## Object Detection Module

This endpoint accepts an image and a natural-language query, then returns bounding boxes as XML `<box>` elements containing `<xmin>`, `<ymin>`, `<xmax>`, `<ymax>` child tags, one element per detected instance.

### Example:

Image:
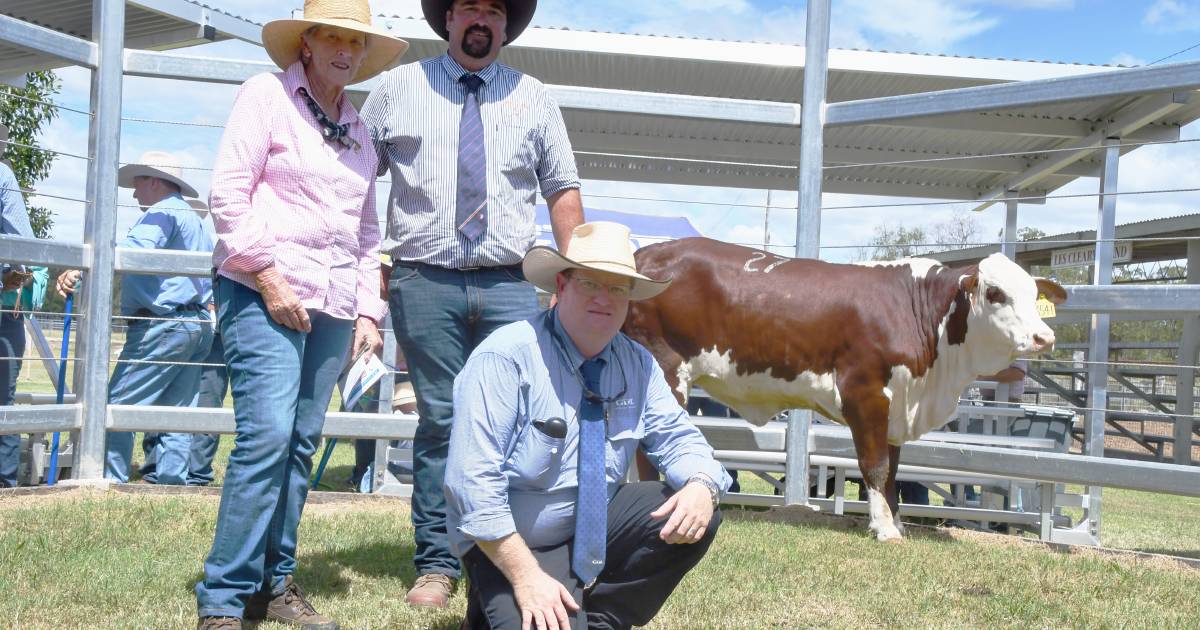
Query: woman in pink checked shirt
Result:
<box><xmin>194</xmin><ymin>2</ymin><xmax>408</xmax><ymax>628</ymax></box>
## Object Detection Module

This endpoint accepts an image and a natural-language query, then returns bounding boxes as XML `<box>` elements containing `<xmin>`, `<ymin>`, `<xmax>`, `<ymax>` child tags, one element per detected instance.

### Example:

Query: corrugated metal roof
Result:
<box><xmin>2</xmin><ymin>7</ymin><xmax>1195</xmax><ymax>201</ymax></box>
<box><xmin>366</xmin><ymin>16</ymin><xmax>1200</xmax><ymax>199</ymax></box>
<box><xmin>0</xmin><ymin>0</ymin><xmax>257</xmax><ymax>76</ymax></box>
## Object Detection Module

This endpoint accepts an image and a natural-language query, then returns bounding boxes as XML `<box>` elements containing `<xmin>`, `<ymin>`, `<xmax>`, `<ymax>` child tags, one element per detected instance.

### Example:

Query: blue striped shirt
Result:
<box><xmin>444</xmin><ymin>309</ymin><xmax>732</xmax><ymax>557</ymax></box>
<box><xmin>361</xmin><ymin>54</ymin><xmax>580</xmax><ymax>269</ymax></box>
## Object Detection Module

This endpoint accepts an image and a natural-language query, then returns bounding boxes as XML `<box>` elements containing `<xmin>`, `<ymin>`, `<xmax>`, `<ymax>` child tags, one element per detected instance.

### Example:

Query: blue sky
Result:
<box><xmin>27</xmin><ymin>0</ymin><xmax>1200</xmax><ymax>261</ymax></box>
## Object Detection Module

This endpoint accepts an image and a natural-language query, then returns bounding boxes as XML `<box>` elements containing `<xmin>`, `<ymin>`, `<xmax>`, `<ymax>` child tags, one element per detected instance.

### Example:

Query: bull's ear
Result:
<box><xmin>1035</xmin><ymin>277</ymin><xmax>1067</xmax><ymax>305</ymax></box>
<box><xmin>959</xmin><ymin>272</ymin><xmax>979</xmax><ymax>295</ymax></box>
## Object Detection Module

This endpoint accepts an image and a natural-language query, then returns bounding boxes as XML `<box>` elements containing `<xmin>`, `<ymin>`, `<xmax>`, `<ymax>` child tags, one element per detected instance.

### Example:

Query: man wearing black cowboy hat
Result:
<box><xmin>362</xmin><ymin>0</ymin><xmax>585</xmax><ymax>609</ymax></box>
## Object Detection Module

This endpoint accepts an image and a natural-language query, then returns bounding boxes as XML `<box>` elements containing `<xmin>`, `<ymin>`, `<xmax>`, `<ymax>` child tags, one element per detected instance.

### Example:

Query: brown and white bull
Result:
<box><xmin>623</xmin><ymin>238</ymin><xmax>1066</xmax><ymax>541</ymax></box>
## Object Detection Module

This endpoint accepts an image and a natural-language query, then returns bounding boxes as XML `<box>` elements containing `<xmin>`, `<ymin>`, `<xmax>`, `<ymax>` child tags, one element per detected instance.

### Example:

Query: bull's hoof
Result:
<box><xmin>871</xmin><ymin>523</ymin><xmax>904</xmax><ymax>542</ymax></box>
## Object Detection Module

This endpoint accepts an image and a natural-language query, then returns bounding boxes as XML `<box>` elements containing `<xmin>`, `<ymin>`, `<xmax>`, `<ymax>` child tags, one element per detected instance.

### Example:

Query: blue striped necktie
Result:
<box><xmin>573</xmin><ymin>357</ymin><xmax>608</xmax><ymax>587</ymax></box>
<box><xmin>456</xmin><ymin>73</ymin><xmax>487</xmax><ymax>242</ymax></box>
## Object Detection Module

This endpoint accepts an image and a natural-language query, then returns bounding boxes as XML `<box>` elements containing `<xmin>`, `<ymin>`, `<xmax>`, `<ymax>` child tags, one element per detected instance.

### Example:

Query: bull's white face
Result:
<box><xmin>966</xmin><ymin>253</ymin><xmax>1058</xmax><ymax>359</ymax></box>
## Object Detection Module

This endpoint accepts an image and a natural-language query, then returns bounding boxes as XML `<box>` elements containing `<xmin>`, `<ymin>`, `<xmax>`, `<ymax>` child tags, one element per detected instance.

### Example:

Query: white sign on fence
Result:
<box><xmin>1050</xmin><ymin>242</ymin><xmax>1132</xmax><ymax>269</ymax></box>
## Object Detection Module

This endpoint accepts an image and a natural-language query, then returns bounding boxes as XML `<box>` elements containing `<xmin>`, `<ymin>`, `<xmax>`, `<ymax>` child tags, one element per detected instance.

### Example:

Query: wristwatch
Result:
<box><xmin>687</xmin><ymin>474</ymin><xmax>720</xmax><ymax>509</ymax></box>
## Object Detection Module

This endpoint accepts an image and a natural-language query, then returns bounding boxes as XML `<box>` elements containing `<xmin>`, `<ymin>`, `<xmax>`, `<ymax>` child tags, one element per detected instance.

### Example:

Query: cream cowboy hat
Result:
<box><xmin>523</xmin><ymin>221</ymin><xmax>671</xmax><ymax>301</ymax></box>
<box><xmin>117</xmin><ymin>151</ymin><xmax>199</xmax><ymax>199</ymax></box>
<box><xmin>262</xmin><ymin>0</ymin><xmax>410</xmax><ymax>85</ymax></box>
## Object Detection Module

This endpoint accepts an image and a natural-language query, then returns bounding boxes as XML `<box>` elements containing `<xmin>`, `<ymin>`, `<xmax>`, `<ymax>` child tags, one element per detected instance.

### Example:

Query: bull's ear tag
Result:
<box><xmin>1036</xmin><ymin>293</ymin><xmax>1057</xmax><ymax>318</ymax></box>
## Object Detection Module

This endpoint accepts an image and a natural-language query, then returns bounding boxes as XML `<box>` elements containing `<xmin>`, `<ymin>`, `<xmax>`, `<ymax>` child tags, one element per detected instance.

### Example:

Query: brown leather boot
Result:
<box><xmin>405</xmin><ymin>573</ymin><xmax>456</xmax><ymax>609</ymax></box>
<box><xmin>196</xmin><ymin>616</ymin><xmax>242</xmax><ymax>630</ymax></box>
<box><xmin>244</xmin><ymin>577</ymin><xmax>338</xmax><ymax>629</ymax></box>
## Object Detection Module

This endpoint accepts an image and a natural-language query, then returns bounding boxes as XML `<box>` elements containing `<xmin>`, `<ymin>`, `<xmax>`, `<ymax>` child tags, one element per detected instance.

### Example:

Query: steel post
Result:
<box><xmin>1084</xmin><ymin>138</ymin><xmax>1121</xmax><ymax>539</ymax></box>
<box><xmin>1176</xmin><ymin>240</ymin><xmax>1200</xmax><ymax>465</ymax></box>
<box><xmin>72</xmin><ymin>0</ymin><xmax>126</xmax><ymax>480</ymax></box>
<box><xmin>795</xmin><ymin>0</ymin><xmax>830</xmax><ymax>260</ymax></box>
<box><xmin>783</xmin><ymin>0</ymin><xmax>830</xmax><ymax>507</ymax></box>
<box><xmin>1002</xmin><ymin>191</ymin><xmax>1019</xmax><ymax>259</ymax></box>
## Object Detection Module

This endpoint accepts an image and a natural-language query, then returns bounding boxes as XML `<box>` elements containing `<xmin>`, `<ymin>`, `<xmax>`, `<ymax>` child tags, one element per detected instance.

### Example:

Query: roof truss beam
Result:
<box><xmin>865</xmin><ymin>111</ymin><xmax>1174</xmax><ymax>141</ymax></box>
<box><xmin>568</xmin><ymin>131</ymin><xmax>1101</xmax><ymax>177</ymax></box>
<box><xmin>129</xmin><ymin>0</ymin><xmax>262</xmax><ymax>45</ymax></box>
<box><xmin>0</xmin><ymin>12</ymin><xmax>96</xmax><ymax>69</ymax></box>
<box><xmin>577</xmin><ymin>155</ymin><xmax>1030</xmax><ymax>200</ymax></box>
<box><xmin>125</xmin><ymin>24</ymin><xmax>216</xmax><ymax>51</ymax></box>
<box><xmin>827</xmin><ymin>59</ymin><xmax>1200</xmax><ymax>126</ymax></box>
<box><xmin>973</xmin><ymin>93</ymin><xmax>1190</xmax><ymax>210</ymax></box>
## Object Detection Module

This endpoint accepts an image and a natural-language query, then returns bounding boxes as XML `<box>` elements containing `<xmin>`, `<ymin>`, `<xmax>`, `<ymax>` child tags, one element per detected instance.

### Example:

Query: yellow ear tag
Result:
<box><xmin>1036</xmin><ymin>294</ymin><xmax>1056</xmax><ymax>319</ymax></box>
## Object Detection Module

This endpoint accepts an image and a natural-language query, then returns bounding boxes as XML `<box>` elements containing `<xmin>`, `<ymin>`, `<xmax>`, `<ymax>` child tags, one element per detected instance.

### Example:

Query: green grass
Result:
<box><xmin>0</xmin><ymin>489</ymin><xmax>1196</xmax><ymax>629</ymax></box>
<box><xmin>9</xmin><ymin>328</ymin><xmax>1200</xmax><ymax>627</ymax></box>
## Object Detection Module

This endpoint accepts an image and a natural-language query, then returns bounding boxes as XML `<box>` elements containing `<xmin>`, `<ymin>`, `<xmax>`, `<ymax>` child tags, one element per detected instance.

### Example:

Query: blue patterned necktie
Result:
<box><xmin>573</xmin><ymin>357</ymin><xmax>607</xmax><ymax>586</ymax></box>
<box><xmin>456</xmin><ymin>74</ymin><xmax>487</xmax><ymax>242</ymax></box>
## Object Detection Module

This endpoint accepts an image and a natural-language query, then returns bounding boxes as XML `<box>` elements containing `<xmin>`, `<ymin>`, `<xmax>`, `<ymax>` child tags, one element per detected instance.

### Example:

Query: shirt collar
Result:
<box><xmin>283</xmin><ymin>60</ymin><xmax>360</xmax><ymax>127</ymax></box>
<box><xmin>148</xmin><ymin>192</ymin><xmax>187</xmax><ymax>211</ymax></box>
<box><xmin>439</xmin><ymin>53</ymin><xmax>499</xmax><ymax>88</ymax></box>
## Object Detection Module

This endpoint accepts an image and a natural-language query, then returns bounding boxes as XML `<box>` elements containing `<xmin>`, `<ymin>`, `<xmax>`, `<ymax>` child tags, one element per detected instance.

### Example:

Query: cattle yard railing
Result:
<box><xmin>4</xmin><ymin>0</ymin><xmax>1200</xmax><ymax>546</ymax></box>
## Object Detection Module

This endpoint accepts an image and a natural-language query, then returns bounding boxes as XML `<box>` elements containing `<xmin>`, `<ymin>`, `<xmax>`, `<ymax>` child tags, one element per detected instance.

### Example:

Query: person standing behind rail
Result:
<box><xmin>55</xmin><ymin>151</ymin><xmax>214</xmax><ymax>486</ymax></box>
<box><xmin>193</xmin><ymin>2</ymin><xmax>408</xmax><ymax>628</ymax></box>
<box><xmin>183</xmin><ymin>199</ymin><xmax>231</xmax><ymax>488</ymax></box>
<box><xmin>360</xmin><ymin>0</ymin><xmax>585</xmax><ymax>607</ymax></box>
<box><xmin>0</xmin><ymin>122</ymin><xmax>49</xmax><ymax>488</ymax></box>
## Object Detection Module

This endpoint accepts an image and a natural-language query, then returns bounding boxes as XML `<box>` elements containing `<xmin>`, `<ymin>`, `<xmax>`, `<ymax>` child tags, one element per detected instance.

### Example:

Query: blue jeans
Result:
<box><xmin>0</xmin><ymin>312</ymin><xmax>27</xmax><ymax>487</ymax></box>
<box><xmin>188</xmin><ymin>333</ymin><xmax>229</xmax><ymax>486</ymax></box>
<box><xmin>105</xmin><ymin>307</ymin><xmax>213</xmax><ymax>484</ymax></box>
<box><xmin>196</xmin><ymin>277</ymin><xmax>352</xmax><ymax>618</ymax></box>
<box><xmin>387</xmin><ymin>262</ymin><xmax>539</xmax><ymax>578</ymax></box>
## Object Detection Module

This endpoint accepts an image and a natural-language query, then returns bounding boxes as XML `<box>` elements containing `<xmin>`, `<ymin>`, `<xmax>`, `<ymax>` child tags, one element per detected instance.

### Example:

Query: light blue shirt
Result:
<box><xmin>119</xmin><ymin>193</ymin><xmax>213</xmax><ymax>317</ymax></box>
<box><xmin>362</xmin><ymin>54</ymin><xmax>580</xmax><ymax>269</ymax></box>
<box><xmin>1</xmin><ymin>161</ymin><xmax>47</xmax><ymax>311</ymax></box>
<box><xmin>0</xmin><ymin>162</ymin><xmax>33</xmax><ymax>239</ymax></box>
<box><xmin>445</xmin><ymin>309</ymin><xmax>731</xmax><ymax>557</ymax></box>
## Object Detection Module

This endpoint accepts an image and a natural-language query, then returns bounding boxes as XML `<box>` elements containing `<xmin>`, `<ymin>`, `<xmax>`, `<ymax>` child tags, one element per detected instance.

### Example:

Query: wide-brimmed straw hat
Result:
<box><xmin>522</xmin><ymin>222</ymin><xmax>671</xmax><ymax>301</ymax></box>
<box><xmin>117</xmin><ymin>151</ymin><xmax>199</xmax><ymax>199</ymax></box>
<box><xmin>262</xmin><ymin>0</ymin><xmax>410</xmax><ymax>84</ymax></box>
<box><xmin>186</xmin><ymin>198</ymin><xmax>210</xmax><ymax>217</ymax></box>
<box><xmin>422</xmin><ymin>0</ymin><xmax>537</xmax><ymax>46</ymax></box>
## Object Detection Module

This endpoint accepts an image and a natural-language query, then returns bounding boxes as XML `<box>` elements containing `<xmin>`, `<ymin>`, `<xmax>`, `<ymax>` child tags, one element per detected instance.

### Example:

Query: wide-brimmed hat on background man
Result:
<box><xmin>262</xmin><ymin>0</ymin><xmax>410</xmax><ymax>84</ymax></box>
<box><xmin>186</xmin><ymin>198</ymin><xmax>210</xmax><ymax>218</ymax></box>
<box><xmin>117</xmin><ymin>151</ymin><xmax>200</xmax><ymax>199</ymax></box>
<box><xmin>523</xmin><ymin>222</ymin><xmax>671</xmax><ymax>301</ymax></box>
<box><xmin>422</xmin><ymin>0</ymin><xmax>537</xmax><ymax>46</ymax></box>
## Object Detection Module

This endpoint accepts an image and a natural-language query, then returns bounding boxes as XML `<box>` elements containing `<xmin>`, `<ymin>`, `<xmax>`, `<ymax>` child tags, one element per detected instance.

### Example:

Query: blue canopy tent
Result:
<box><xmin>534</xmin><ymin>205</ymin><xmax>703</xmax><ymax>249</ymax></box>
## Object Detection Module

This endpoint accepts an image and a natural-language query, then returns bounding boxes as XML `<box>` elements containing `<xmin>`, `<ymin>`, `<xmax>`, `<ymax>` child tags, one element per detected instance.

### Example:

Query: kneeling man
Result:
<box><xmin>446</xmin><ymin>222</ymin><xmax>732</xmax><ymax>630</ymax></box>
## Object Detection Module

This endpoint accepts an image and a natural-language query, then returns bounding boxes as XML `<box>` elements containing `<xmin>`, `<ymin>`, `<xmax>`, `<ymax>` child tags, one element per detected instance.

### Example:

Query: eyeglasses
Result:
<box><xmin>547</xmin><ymin>310</ymin><xmax>629</xmax><ymax>407</ymax></box>
<box><xmin>571</xmin><ymin>275</ymin><xmax>632</xmax><ymax>300</ymax></box>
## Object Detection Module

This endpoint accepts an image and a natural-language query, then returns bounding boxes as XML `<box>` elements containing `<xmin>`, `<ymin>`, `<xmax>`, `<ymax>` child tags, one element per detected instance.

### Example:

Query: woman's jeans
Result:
<box><xmin>195</xmin><ymin>277</ymin><xmax>352</xmax><ymax>618</ymax></box>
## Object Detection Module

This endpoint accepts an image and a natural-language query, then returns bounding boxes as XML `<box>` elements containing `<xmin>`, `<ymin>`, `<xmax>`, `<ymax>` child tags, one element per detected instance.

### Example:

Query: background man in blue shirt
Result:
<box><xmin>1</xmin><ymin>122</ymin><xmax>50</xmax><ymax>487</ymax></box>
<box><xmin>57</xmin><ymin>151</ymin><xmax>214</xmax><ymax>485</ymax></box>
<box><xmin>362</xmin><ymin>0</ymin><xmax>585</xmax><ymax>607</ymax></box>
<box><xmin>446</xmin><ymin>222</ymin><xmax>730</xmax><ymax>630</ymax></box>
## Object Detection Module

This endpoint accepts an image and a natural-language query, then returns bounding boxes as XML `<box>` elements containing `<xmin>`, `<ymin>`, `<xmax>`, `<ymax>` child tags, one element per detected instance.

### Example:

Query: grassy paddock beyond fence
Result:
<box><xmin>0</xmin><ymin>489</ymin><xmax>1196</xmax><ymax>629</ymax></box>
